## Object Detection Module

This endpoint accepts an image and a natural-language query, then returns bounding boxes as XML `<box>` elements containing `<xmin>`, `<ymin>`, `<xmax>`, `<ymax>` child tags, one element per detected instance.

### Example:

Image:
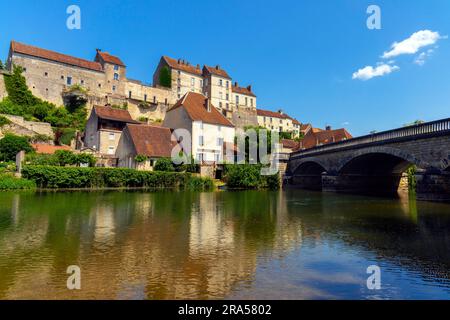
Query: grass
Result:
<box><xmin>0</xmin><ymin>173</ymin><xmax>36</xmax><ymax>190</ymax></box>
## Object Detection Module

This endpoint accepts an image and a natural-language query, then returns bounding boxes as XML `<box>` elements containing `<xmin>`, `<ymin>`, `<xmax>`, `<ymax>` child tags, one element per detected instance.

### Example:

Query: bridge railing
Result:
<box><xmin>292</xmin><ymin>117</ymin><xmax>450</xmax><ymax>157</ymax></box>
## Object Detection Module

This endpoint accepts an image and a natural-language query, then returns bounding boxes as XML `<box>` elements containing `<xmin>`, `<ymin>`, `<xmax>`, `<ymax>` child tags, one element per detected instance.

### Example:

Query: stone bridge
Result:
<box><xmin>286</xmin><ymin>118</ymin><xmax>450</xmax><ymax>202</ymax></box>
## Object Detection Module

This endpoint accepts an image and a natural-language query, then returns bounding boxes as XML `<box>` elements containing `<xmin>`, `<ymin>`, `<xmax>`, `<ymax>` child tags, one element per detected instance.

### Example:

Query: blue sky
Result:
<box><xmin>1</xmin><ymin>0</ymin><xmax>449</xmax><ymax>136</ymax></box>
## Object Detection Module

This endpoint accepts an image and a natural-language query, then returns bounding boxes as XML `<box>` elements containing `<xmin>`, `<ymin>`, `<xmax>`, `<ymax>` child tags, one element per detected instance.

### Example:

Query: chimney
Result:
<box><xmin>96</xmin><ymin>48</ymin><xmax>102</xmax><ymax>52</ymax></box>
<box><xmin>278</xmin><ymin>109</ymin><xmax>283</xmax><ymax>115</ymax></box>
<box><xmin>234</xmin><ymin>82</ymin><xmax>238</xmax><ymax>87</ymax></box>
<box><xmin>205</xmin><ymin>98</ymin><xmax>211</xmax><ymax>112</ymax></box>
<box><xmin>215</xmin><ymin>65</ymin><xmax>220</xmax><ymax>70</ymax></box>
<box><xmin>326</xmin><ymin>125</ymin><xmax>332</xmax><ymax>131</ymax></box>
<box><xmin>178</xmin><ymin>58</ymin><xmax>181</xmax><ymax>64</ymax></box>
<box><xmin>247</xmin><ymin>85</ymin><xmax>252</xmax><ymax>92</ymax></box>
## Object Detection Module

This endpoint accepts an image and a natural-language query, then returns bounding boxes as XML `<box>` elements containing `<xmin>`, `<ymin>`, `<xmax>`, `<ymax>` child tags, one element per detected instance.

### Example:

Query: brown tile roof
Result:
<box><xmin>292</xmin><ymin>119</ymin><xmax>301</xmax><ymax>125</ymax></box>
<box><xmin>96</xmin><ymin>51</ymin><xmax>125</xmax><ymax>66</ymax></box>
<box><xmin>232</xmin><ymin>84</ymin><xmax>256</xmax><ymax>97</ymax></box>
<box><xmin>94</xmin><ymin>106</ymin><xmax>139</xmax><ymax>123</ymax></box>
<box><xmin>299</xmin><ymin>128</ymin><xmax>353</xmax><ymax>150</ymax></box>
<box><xmin>162</xmin><ymin>56</ymin><xmax>202</xmax><ymax>76</ymax></box>
<box><xmin>10</xmin><ymin>41</ymin><xmax>103</xmax><ymax>72</ymax></box>
<box><xmin>126</xmin><ymin>124</ymin><xmax>175</xmax><ymax>158</ymax></box>
<box><xmin>203</xmin><ymin>65</ymin><xmax>231</xmax><ymax>79</ymax></box>
<box><xmin>281</xmin><ymin>139</ymin><xmax>299</xmax><ymax>149</ymax></box>
<box><xmin>32</xmin><ymin>144</ymin><xmax>72</xmax><ymax>154</ymax></box>
<box><xmin>169</xmin><ymin>92</ymin><xmax>235</xmax><ymax>127</ymax></box>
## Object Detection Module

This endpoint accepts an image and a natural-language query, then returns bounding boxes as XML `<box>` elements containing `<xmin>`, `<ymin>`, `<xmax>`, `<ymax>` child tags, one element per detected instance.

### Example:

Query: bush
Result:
<box><xmin>0</xmin><ymin>174</ymin><xmax>36</xmax><ymax>190</ymax></box>
<box><xmin>154</xmin><ymin>157</ymin><xmax>175</xmax><ymax>172</ymax></box>
<box><xmin>0</xmin><ymin>134</ymin><xmax>34</xmax><ymax>161</ymax></box>
<box><xmin>224</xmin><ymin>164</ymin><xmax>280</xmax><ymax>190</ymax></box>
<box><xmin>0</xmin><ymin>115</ymin><xmax>11</xmax><ymax>127</ymax></box>
<box><xmin>21</xmin><ymin>166</ymin><xmax>215</xmax><ymax>191</ymax></box>
<box><xmin>134</xmin><ymin>154</ymin><xmax>148</xmax><ymax>163</ymax></box>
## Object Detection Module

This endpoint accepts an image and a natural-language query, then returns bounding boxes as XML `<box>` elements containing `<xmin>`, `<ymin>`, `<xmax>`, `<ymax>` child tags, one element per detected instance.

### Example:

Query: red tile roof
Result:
<box><xmin>281</xmin><ymin>139</ymin><xmax>299</xmax><ymax>149</ymax></box>
<box><xmin>96</xmin><ymin>51</ymin><xmax>125</xmax><ymax>66</ymax></box>
<box><xmin>162</xmin><ymin>56</ymin><xmax>202</xmax><ymax>76</ymax></box>
<box><xmin>169</xmin><ymin>92</ymin><xmax>235</xmax><ymax>127</ymax></box>
<box><xmin>203</xmin><ymin>65</ymin><xmax>231</xmax><ymax>79</ymax></box>
<box><xmin>232</xmin><ymin>84</ymin><xmax>256</xmax><ymax>97</ymax></box>
<box><xmin>32</xmin><ymin>144</ymin><xmax>72</xmax><ymax>154</ymax></box>
<box><xmin>10</xmin><ymin>41</ymin><xmax>103</xmax><ymax>72</ymax></box>
<box><xmin>298</xmin><ymin>128</ymin><xmax>353</xmax><ymax>150</ymax></box>
<box><xmin>125</xmin><ymin>124</ymin><xmax>175</xmax><ymax>158</ymax></box>
<box><xmin>93</xmin><ymin>106</ymin><xmax>139</xmax><ymax>123</ymax></box>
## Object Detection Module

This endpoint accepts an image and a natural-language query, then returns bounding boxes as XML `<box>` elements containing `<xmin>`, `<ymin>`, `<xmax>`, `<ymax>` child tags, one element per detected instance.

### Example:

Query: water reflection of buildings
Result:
<box><xmin>0</xmin><ymin>191</ymin><xmax>305</xmax><ymax>299</ymax></box>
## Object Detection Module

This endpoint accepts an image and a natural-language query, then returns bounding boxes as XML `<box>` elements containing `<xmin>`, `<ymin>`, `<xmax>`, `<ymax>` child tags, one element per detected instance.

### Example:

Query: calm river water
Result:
<box><xmin>0</xmin><ymin>189</ymin><xmax>450</xmax><ymax>300</ymax></box>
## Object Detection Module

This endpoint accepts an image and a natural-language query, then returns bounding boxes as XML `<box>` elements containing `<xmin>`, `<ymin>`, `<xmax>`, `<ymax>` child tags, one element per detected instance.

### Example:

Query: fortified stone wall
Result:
<box><xmin>0</xmin><ymin>114</ymin><xmax>54</xmax><ymax>139</ymax></box>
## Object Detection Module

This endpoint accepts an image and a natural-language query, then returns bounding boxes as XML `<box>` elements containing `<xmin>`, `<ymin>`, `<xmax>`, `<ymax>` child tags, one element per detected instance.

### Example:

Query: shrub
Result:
<box><xmin>0</xmin><ymin>174</ymin><xmax>36</xmax><ymax>190</ymax></box>
<box><xmin>154</xmin><ymin>157</ymin><xmax>175</xmax><ymax>172</ymax></box>
<box><xmin>224</xmin><ymin>164</ymin><xmax>280</xmax><ymax>190</ymax></box>
<box><xmin>159</xmin><ymin>66</ymin><xmax>172</xmax><ymax>88</ymax></box>
<box><xmin>21</xmin><ymin>166</ymin><xmax>214</xmax><ymax>191</ymax></box>
<box><xmin>0</xmin><ymin>115</ymin><xmax>11</xmax><ymax>127</ymax></box>
<box><xmin>135</xmin><ymin>154</ymin><xmax>148</xmax><ymax>163</ymax></box>
<box><xmin>0</xmin><ymin>134</ymin><xmax>34</xmax><ymax>161</ymax></box>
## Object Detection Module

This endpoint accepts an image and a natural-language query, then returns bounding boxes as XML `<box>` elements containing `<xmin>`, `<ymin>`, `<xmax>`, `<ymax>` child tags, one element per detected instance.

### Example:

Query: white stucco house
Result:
<box><xmin>163</xmin><ymin>92</ymin><xmax>235</xmax><ymax>166</ymax></box>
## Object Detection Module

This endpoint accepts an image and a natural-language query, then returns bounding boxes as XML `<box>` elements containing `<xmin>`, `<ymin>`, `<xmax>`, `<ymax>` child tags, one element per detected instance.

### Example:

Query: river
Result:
<box><xmin>0</xmin><ymin>189</ymin><xmax>449</xmax><ymax>299</ymax></box>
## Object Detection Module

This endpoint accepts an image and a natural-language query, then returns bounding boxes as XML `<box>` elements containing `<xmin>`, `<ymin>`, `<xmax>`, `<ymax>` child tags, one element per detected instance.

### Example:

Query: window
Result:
<box><xmin>200</xmin><ymin>80</ymin><xmax>203</xmax><ymax>87</ymax></box>
<box><xmin>107</xmin><ymin>146</ymin><xmax>115</xmax><ymax>155</ymax></box>
<box><xmin>80</xmin><ymin>80</ymin><xmax>84</xmax><ymax>85</ymax></box>
<box><xmin>44</xmin><ymin>72</ymin><xmax>48</xmax><ymax>77</ymax></box>
<box><xmin>197</xmin><ymin>153</ymin><xmax>204</xmax><ymax>162</ymax></box>
<box><xmin>61</xmin><ymin>75</ymin><xmax>64</xmax><ymax>80</ymax></box>
<box><xmin>226</xmin><ymin>103</ymin><xmax>229</xmax><ymax>110</ymax></box>
<box><xmin>219</xmin><ymin>91</ymin><xmax>223</xmax><ymax>99</ymax></box>
<box><xmin>245</xmin><ymin>97</ymin><xmax>248</xmax><ymax>106</ymax></box>
<box><xmin>226</xmin><ymin>93</ymin><xmax>229</xmax><ymax>101</ymax></box>
<box><xmin>235</xmin><ymin>95</ymin><xmax>239</xmax><ymax>105</ymax></box>
<box><xmin>67</xmin><ymin>77</ymin><xmax>72</xmax><ymax>85</ymax></box>
<box><xmin>215</xmin><ymin>153</ymin><xmax>220</xmax><ymax>163</ymax></box>
<box><xmin>217</xmin><ymin>137</ymin><xmax>223</xmax><ymax>146</ymax></box>
<box><xmin>98</xmin><ymin>83</ymin><xmax>102</xmax><ymax>88</ymax></box>
<box><xmin>112</xmin><ymin>85</ymin><xmax>116</xmax><ymax>92</ymax></box>
<box><xmin>114</xmin><ymin>73</ymin><xmax>119</xmax><ymax>80</ymax></box>
<box><xmin>219</xmin><ymin>102</ymin><xmax>222</xmax><ymax>109</ymax></box>
<box><xmin>109</xmin><ymin>133</ymin><xmax>115</xmax><ymax>141</ymax></box>
<box><xmin>129</xmin><ymin>91</ymin><xmax>132</xmax><ymax>99</ymax></box>
<box><xmin>199</xmin><ymin>135</ymin><xmax>204</xmax><ymax>146</ymax></box>
<box><xmin>114</xmin><ymin>65</ymin><xmax>119</xmax><ymax>71</ymax></box>
<box><xmin>165</xmin><ymin>98</ymin><xmax>168</xmax><ymax>105</ymax></box>
<box><xmin>226</xmin><ymin>81</ymin><xmax>229</xmax><ymax>88</ymax></box>
<box><xmin>191</xmin><ymin>77</ymin><xmax>195</xmax><ymax>86</ymax></box>
<box><xmin>153</xmin><ymin>96</ymin><xmax>157</xmax><ymax>103</ymax></box>
<box><xmin>219</xmin><ymin>79</ymin><xmax>223</xmax><ymax>87</ymax></box>
<box><xmin>144</xmin><ymin>94</ymin><xmax>147</xmax><ymax>102</ymax></box>
<box><xmin>177</xmin><ymin>86</ymin><xmax>181</xmax><ymax>92</ymax></box>
<box><xmin>251</xmin><ymin>98</ymin><xmax>253</xmax><ymax>107</ymax></box>
<box><xmin>177</xmin><ymin>70</ymin><xmax>181</xmax><ymax>76</ymax></box>
<box><xmin>177</xmin><ymin>78</ymin><xmax>181</xmax><ymax>85</ymax></box>
<box><xmin>218</xmin><ymin>125</ymin><xmax>222</xmax><ymax>132</ymax></box>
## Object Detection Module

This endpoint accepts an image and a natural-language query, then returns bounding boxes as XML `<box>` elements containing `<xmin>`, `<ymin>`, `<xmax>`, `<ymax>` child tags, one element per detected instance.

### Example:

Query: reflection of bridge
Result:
<box><xmin>286</xmin><ymin>118</ymin><xmax>450</xmax><ymax>202</ymax></box>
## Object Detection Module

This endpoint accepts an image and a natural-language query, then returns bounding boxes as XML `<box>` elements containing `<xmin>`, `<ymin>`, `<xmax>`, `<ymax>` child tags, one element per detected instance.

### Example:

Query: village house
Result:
<box><xmin>257</xmin><ymin>109</ymin><xmax>301</xmax><ymax>138</ymax></box>
<box><xmin>280</xmin><ymin>139</ymin><xmax>299</xmax><ymax>153</ymax></box>
<box><xmin>298</xmin><ymin>126</ymin><xmax>353</xmax><ymax>150</ymax></box>
<box><xmin>84</xmin><ymin>105</ymin><xmax>140</xmax><ymax>165</ymax></box>
<box><xmin>116</xmin><ymin>124</ymin><xmax>175</xmax><ymax>170</ymax></box>
<box><xmin>162</xmin><ymin>92</ymin><xmax>235</xmax><ymax>176</ymax></box>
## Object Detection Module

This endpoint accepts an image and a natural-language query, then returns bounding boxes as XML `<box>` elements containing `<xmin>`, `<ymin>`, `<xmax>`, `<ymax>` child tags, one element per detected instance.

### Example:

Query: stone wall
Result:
<box><xmin>0</xmin><ymin>72</ymin><xmax>7</xmax><ymax>100</ymax></box>
<box><xmin>0</xmin><ymin>114</ymin><xmax>54</xmax><ymax>139</ymax></box>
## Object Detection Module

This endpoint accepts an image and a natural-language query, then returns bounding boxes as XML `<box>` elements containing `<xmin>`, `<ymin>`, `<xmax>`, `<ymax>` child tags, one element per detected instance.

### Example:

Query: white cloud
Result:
<box><xmin>352</xmin><ymin>63</ymin><xmax>399</xmax><ymax>81</ymax></box>
<box><xmin>414</xmin><ymin>48</ymin><xmax>434</xmax><ymax>66</ymax></box>
<box><xmin>382</xmin><ymin>30</ymin><xmax>444</xmax><ymax>59</ymax></box>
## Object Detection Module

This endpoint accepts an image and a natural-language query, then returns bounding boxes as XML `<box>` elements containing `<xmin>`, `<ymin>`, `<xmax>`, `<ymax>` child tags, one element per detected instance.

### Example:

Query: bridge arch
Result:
<box><xmin>336</xmin><ymin>146</ymin><xmax>428</xmax><ymax>174</ymax></box>
<box><xmin>290</xmin><ymin>159</ymin><xmax>328</xmax><ymax>190</ymax></box>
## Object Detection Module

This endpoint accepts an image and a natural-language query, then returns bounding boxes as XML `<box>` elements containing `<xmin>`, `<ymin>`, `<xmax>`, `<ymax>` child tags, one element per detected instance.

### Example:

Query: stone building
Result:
<box><xmin>5</xmin><ymin>41</ymin><xmax>177</xmax><ymax>122</ymax></box>
<box><xmin>84</xmin><ymin>105</ymin><xmax>140</xmax><ymax>163</ymax></box>
<box><xmin>297</xmin><ymin>126</ymin><xmax>353</xmax><ymax>150</ymax></box>
<box><xmin>153</xmin><ymin>56</ymin><xmax>258</xmax><ymax>127</ymax></box>
<box><xmin>257</xmin><ymin>109</ymin><xmax>301</xmax><ymax>138</ymax></box>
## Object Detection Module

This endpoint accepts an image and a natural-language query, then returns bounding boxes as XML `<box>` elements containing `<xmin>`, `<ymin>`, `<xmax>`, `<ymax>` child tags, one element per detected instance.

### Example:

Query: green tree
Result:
<box><xmin>54</xmin><ymin>150</ymin><xmax>77</xmax><ymax>166</ymax></box>
<box><xmin>4</xmin><ymin>65</ymin><xmax>39</xmax><ymax>107</ymax></box>
<box><xmin>0</xmin><ymin>60</ymin><xmax>4</xmax><ymax>70</ymax></box>
<box><xmin>0</xmin><ymin>134</ymin><xmax>34</xmax><ymax>161</ymax></box>
<box><xmin>154</xmin><ymin>157</ymin><xmax>175</xmax><ymax>172</ymax></box>
<box><xmin>159</xmin><ymin>66</ymin><xmax>172</xmax><ymax>88</ymax></box>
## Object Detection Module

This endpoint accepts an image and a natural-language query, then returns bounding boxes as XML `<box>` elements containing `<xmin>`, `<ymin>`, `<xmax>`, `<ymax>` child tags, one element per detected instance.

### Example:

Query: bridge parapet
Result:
<box><xmin>292</xmin><ymin>118</ymin><xmax>450</xmax><ymax>159</ymax></box>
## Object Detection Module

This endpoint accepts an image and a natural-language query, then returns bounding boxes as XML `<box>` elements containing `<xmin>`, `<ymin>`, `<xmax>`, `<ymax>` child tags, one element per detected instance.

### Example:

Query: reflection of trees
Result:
<box><xmin>0</xmin><ymin>190</ymin><xmax>304</xmax><ymax>299</ymax></box>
